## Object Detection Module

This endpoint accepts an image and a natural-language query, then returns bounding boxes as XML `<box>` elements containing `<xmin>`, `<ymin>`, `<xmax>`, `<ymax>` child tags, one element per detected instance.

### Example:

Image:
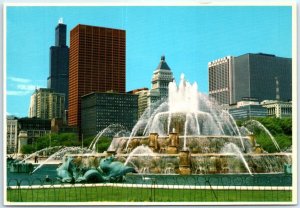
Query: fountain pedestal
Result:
<box><xmin>166</xmin><ymin>132</ymin><xmax>179</xmax><ymax>154</ymax></box>
<box><xmin>148</xmin><ymin>133</ymin><xmax>159</xmax><ymax>152</ymax></box>
<box><xmin>179</xmin><ymin>150</ymin><xmax>191</xmax><ymax>175</ymax></box>
<box><xmin>249</xmin><ymin>134</ymin><xmax>256</xmax><ymax>147</ymax></box>
<box><xmin>253</xmin><ymin>144</ymin><xmax>263</xmax><ymax>153</ymax></box>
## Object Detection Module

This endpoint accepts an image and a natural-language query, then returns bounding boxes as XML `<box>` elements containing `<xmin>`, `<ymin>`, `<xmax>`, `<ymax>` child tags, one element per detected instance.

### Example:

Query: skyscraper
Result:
<box><xmin>68</xmin><ymin>24</ymin><xmax>126</xmax><ymax>132</ymax></box>
<box><xmin>47</xmin><ymin>19</ymin><xmax>69</xmax><ymax>110</ymax></box>
<box><xmin>81</xmin><ymin>92</ymin><xmax>138</xmax><ymax>136</ymax></box>
<box><xmin>233</xmin><ymin>53</ymin><xmax>292</xmax><ymax>103</ymax></box>
<box><xmin>208</xmin><ymin>53</ymin><xmax>292</xmax><ymax>105</ymax></box>
<box><xmin>208</xmin><ymin>56</ymin><xmax>234</xmax><ymax>105</ymax></box>
<box><xmin>28</xmin><ymin>88</ymin><xmax>65</xmax><ymax>120</ymax></box>
<box><xmin>148</xmin><ymin>55</ymin><xmax>174</xmax><ymax>106</ymax></box>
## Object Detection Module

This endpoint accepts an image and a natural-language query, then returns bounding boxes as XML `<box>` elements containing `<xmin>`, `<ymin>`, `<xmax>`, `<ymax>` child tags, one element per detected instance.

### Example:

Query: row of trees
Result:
<box><xmin>21</xmin><ymin>133</ymin><xmax>112</xmax><ymax>154</ymax></box>
<box><xmin>21</xmin><ymin>117</ymin><xmax>292</xmax><ymax>154</ymax></box>
<box><xmin>21</xmin><ymin>133</ymin><xmax>79</xmax><ymax>154</ymax></box>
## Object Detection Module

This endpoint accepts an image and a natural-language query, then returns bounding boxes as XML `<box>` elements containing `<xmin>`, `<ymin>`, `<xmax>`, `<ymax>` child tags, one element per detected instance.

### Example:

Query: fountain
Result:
<box><xmin>47</xmin><ymin>73</ymin><xmax>291</xmax><ymax>182</ymax></box>
<box><xmin>104</xmin><ymin>74</ymin><xmax>291</xmax><ymax>175</ymax></box>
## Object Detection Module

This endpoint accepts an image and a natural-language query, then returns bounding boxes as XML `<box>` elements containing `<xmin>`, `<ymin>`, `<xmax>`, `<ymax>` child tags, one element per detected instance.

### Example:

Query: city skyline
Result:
<box><xmin>6</xmin><ymin>6</ymin><xmax>292</xmax><ymax>117</ymax></box>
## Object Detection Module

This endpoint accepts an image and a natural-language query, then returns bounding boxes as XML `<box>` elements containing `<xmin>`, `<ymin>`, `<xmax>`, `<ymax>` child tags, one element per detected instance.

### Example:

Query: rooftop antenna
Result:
<box><xmin>275</xmin><ymin>77</ymin><xmax>280</xmax><ymax>101</ymax></box>
<box><xmin>58</xmin><ymin>17</ymin><xmax>63</xmax><ymax>24</ymax></box>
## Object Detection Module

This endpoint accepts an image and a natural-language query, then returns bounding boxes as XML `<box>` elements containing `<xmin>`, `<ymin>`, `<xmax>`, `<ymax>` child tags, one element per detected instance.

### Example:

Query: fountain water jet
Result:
<box><xmin>20</xmin><ymin>146</ymin><xmax>63</xmax><ymax>163</ymax></box>
<box><xmin>221</xmin><ymin>143</ymin><xmax>253</xmax><ymax>175</ymax></box>
<box><xmin>124</xmin><ymin>145</ymin><xmax>155</xmax><ymax>166</ymax></box>
<box><xmin>243</xmin><ymin>120</ymin><xmax>281</xmax><ymax>152</ymax></box>
<box><xmin>89</xmin><ymin>124</ymin><xmax>128</xmax><ymax>151</ymax></box>
<box><xmin>31</xmin><ymin>146</ymin><xmax>93</xmax><ymax>174</ymax></box>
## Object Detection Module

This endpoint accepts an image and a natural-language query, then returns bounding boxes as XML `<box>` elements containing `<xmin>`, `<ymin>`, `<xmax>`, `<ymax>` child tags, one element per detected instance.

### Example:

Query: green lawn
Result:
<box><xmin>7</xmin><ymin>186</ymin><xmax>292</xmax><ymax>202</ymax></box>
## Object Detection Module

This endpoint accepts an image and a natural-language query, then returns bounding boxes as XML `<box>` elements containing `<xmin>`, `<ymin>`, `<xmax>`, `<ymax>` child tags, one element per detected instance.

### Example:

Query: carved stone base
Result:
<box><xmin>179</xmin><ymin>167</ymin><xmax>191</xmax><ymax>175</ymax></box>
<box><xmin>179</xmin><ymin>150</ymin><xmax>190</xmax><ymax>166</ymax></box>
<box><xmin>166</xmin><ymin>146</ymin><xmax>178</xmax><ymax>154</ymax></box>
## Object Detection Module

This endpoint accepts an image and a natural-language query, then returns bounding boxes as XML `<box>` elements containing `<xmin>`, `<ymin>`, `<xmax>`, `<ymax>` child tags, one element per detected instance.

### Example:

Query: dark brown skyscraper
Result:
<box><xmin>68</xmin><ymin>24</ymin><xmax>126</xmax><ymax>131</ymax></box>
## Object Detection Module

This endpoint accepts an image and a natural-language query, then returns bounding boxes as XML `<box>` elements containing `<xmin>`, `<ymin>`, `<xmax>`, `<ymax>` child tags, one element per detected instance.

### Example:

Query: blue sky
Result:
<box><xmin>6</xmin><ymin>6</ymin><xmax>292</xmax><ymax>117</ymax></box>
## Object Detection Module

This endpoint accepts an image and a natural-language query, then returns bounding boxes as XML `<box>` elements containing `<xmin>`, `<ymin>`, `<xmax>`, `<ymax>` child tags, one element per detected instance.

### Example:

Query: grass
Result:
<box><xmin>7</xmin><ymin>186</ymin><xmax>292</xmax><ymax>202</ymax></box>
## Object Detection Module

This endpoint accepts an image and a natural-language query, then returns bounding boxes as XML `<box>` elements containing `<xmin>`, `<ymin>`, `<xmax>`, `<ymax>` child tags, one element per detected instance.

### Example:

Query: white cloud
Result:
<box><xmin>17</xmin><ymin>84</ymin><xmax>37</xmax><ymax>91</ymax></box>
<box><xmin>6</xmin><ymin>76</ymin><xmax>43</xmax><ymax>96</ymax></box>
<box><xmin>8</xmin><ymin>76</ymin><xmax>31</xmax><ymax>83</ymax></box>
<box><xmin>6</xmin><ymin>90</ymin><xmax>32</xmax><ymax>96</ymax></box>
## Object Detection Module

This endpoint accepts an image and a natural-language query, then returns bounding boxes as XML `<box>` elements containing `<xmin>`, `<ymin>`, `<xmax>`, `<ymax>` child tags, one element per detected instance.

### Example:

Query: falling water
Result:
<box><xmin>124</xmin><ymin>119</ymin><xmax>147</xmax><ymax>151</ymax></box>
<box><xmin>221</xmin><ymin>143</ymin><xmax>253</xmax><ymax>175</ymax></box>
<box><xmin>219</xmin><ymin>110</ymin><xmax>237</xmax><ymax>136</ymax></box>
<box><xmin>20</xmin><ymin>146</ymin><xmax>63</xmax><ymax>163</ymax></box>
<box><xmin>124</xmin><ymin>145</ymin><xmax>155</xmax><ymax>166</ymax></box>
<box><xmin>227</xmin><ymin>112</ymin><xmax>245</xmax><ymax>151</ymax></box>
<box><xmin>244</xmin><ymin>120</ymin><xmax>281</xmax><ymax>152</ymax></box>
<box><xmin>31</xmin><ymin>146</ymin><xmax>93</xmax><ymax>174</ymax></box>
<box><xmin>200</xmin><ymin>94</ymin><xmax>226</xmax><ymax>135</ymax></box>
<box><xmin>183</xmin><ymin>114</ymin><xmax>189</xmax><ymax>150</ymax></box>
<box><xmin>167</xmin><ymin>112</ymin><xmax>172</xmax><ymax>135</ymax></box>
<box><xmin>193</xmin><ymin>112</ymin><xmax>201</xmax><ymax>135</ymax></box>
<box><xmin>143</xmin><ymin>102</ymin><xmax>169</xmax><ymax>136</ymax></box>
<box><xmin>240</xmin><ymin>126</ymin><xmax>252</xmax><ymax>136</ymax></box>
<box><xmin>88</xmin><ymin>124</ymin><xmax>127</xmax><ymax>151</ymax></box>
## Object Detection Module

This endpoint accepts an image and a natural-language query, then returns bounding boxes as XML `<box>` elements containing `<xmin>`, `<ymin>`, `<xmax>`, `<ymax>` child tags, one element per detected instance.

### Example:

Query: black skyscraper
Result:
<box><xmin>233</xmin><ymin>53</ymin><xmax>292</xmax><ymax>103</ymax></box>
<box><xmin>209</xmin><ymin>53</ymin><xmax>292</xmax><ymax>105</ymax></box>
<box><xmin>47</xmin><ymin>21</ymin><xmax>69</xmax><ymax>110</ymax></box>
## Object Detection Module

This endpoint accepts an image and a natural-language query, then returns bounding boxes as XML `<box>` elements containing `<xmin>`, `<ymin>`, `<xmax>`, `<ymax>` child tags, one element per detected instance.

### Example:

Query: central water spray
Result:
<box><xmin>124</xmin><ymin>73</ymin><xmax>246</xmax><ymax>151</ymax></box>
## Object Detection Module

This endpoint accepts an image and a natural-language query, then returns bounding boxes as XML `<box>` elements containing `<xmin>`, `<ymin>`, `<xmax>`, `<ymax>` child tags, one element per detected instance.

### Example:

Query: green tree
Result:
<box><xmin>33</xmin><ymin>133</ymin><xmax>80</xmax><ymax>152</ymax></box>
<box><xmin>21</xmin><ymin>145</ymin><xmax>35</xmax><ymax>154</ymax></box>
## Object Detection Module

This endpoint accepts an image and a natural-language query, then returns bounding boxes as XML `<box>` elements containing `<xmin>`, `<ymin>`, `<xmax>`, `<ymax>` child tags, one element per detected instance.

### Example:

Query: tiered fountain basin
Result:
<box><xmin>63</xmin><ymin>132</ymin><xmax>291</xmax><ymax>176</ymax></box>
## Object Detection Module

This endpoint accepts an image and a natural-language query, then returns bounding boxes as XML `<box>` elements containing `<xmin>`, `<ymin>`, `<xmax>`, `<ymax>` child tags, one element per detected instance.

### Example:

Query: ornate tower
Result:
<box><xmin>148</xmin><ymin>55</ymin><xmax>174</xmax><ymax>106</ymax></box>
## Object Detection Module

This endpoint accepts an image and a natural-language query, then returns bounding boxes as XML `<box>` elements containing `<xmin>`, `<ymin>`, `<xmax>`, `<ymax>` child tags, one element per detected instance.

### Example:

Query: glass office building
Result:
<box><xmin>209</xmin><ymin>53</ymin><xmax>292</xmax><ymax>105</ymax></box>
<box><xmin>81</xmin><ymin>92</ymin><xmax>138</xmax><ymax>136</ymax></box>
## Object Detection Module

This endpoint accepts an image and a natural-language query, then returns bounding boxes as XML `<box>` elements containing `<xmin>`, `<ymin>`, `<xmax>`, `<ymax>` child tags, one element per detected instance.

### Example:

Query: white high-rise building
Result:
<box><xmin>28</xmin><ymin>88</ymin><xmax>65</xmax><ymax>119</ymax></box>
<box><xmin>208</xmin><ymin>56</ymin><xmax>234</xmax><ymax>105</ymax></box>
<box><xmin>148</xmin><ymin>55</ymin><xmax>174</xmax><ymax>106</ymax></box>
<box><xmin>6</xmin><ymin>116</ymin><xmax>18</xmax><ymax>154</ymax></box>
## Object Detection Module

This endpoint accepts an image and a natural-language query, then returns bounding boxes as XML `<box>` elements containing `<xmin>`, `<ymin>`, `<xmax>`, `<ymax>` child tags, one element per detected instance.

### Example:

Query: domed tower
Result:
<box><xmin>148</xmin><ymin>55</ymin><xmax>174</xmax><ymax>106</ymax></box>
